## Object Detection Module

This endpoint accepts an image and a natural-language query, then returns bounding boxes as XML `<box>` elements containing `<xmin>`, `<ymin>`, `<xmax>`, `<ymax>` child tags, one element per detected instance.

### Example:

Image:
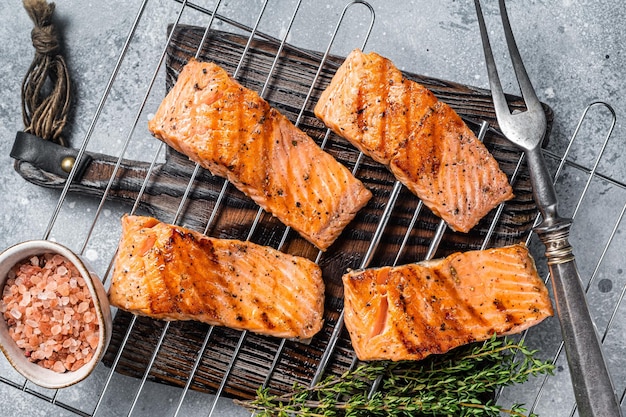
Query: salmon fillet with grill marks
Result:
<box><xmin>148</xmin><ymin>59</ymin><xmax>372</xmax><ymax>251</ymax></box>
<box><xmin>342</xmin><ymin>243</ymin><xmax>553</xmax><ymax>361</ymax></box>
<box><xmin>109</xmin><ymin>215</ymin><xmax>325</xmax><ymax>339</ymax></box>
<box><xmin>314</xmin><ymin>49</ymin><xmax>513</xmax><ymax>232</ymax></box>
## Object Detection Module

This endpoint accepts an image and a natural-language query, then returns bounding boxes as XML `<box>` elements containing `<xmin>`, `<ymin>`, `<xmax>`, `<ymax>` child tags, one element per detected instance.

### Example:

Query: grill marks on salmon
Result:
<box><xmin>148</xmin><ymin>59</ymin><xmax>372</xmax><ymax>251</ymax></box>
<box><xmin>108</xmin><ymin>215</ymin><xmax>325</xmax><ymax>339</ymax></box>
<box><xmin>390</xmin><ymin>102</ymin><xmax>514</xmax><ymax>232</ymax></box>
<box><xmin>315</xmin><ymin>49</ymin><xmax>438</xmax><ymax>165</ymax></box>
<box><xmin>342</xmin><ymin>244</ymin><xmax>553</xmax><ymax>361</ymax></box>
<box><xmin>314</xmin><ymin>49</ymin><xmax>514</xmax><ymax>233</ymax></box>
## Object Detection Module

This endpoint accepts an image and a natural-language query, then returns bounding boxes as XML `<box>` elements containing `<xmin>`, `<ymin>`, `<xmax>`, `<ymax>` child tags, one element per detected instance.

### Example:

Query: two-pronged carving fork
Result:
<box><xmin>474</xmin><ymin>1</ymin><xmax>623</xmax><ymax>416</ymax></box>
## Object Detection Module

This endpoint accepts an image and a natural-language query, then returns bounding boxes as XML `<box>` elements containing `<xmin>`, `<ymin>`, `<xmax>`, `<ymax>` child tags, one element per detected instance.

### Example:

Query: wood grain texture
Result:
<box><xmin>13</xmin><ymin>24</ymin><xmax>553</xmax><ymax>400</ymax></box>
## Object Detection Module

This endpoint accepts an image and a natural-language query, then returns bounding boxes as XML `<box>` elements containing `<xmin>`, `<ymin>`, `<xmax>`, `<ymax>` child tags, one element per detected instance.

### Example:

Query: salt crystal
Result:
<box><xmin>52</xmin><ymin>361</ymin><xmax>65</xmax><ymax>373</ymax></box>
<box><xmin>86</xmin><ymin>333</ymin><xmax>99</xmax><ymax>350</ymax></box>
<box><xmin>77</xmin><ymin>301</ymin><xmax>89</xmax><ymax>314</ymax></box>
<box><xmin>51</xmin><ymin>325</ymin><xmax>62</xmax><ymax>335</ymax></box>
<box><xmin>31</xmin><ymin>350</ymin><xmax>45</xmax><ymax>361</ymax></box>
<box><xmin>83</xmin><ymin>312</ymin><xmax>94</xmax><ymax>324</ymax></box>
<box><xmin>71</xmin><ymin>359</ymin><xmax>84</xmax><ymax>371</ymax></box>
<box><xmin>43</xmin><ymin>345</ymin><xmax>54</xmax><ymax>358</ymax></box>
<box><xmin>25</xmin><ymin>319</ymin><xmax>38</xmax><ymax>328</ymax></box>
<box><xmin>56</xmin><ymin>266</ymin><xmax>68</xmax><ymax>276</ymax></box>
<box><xmin>58</xmin><ymin>283</ymin><xmax>70</xmax><ymax>297</ymax></box>
<box><xmin>30</xmin><ymin>273</ymin><xmax>41</xmax><ymax>285</ymax></box>
<box><xmin>10</xmin><ymin>308</ymin><xmax>22</xmax><ymax>320</ymax></box>
<box><xmin>19</xmin><ymin>291</ymin><xmax>31</xmax><ymax>307</ymax></box>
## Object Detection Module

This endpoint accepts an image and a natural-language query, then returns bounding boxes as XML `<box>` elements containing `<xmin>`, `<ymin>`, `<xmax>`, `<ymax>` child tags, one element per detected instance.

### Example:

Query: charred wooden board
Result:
<box><xmin>13</xmin><ymin>24</ymin><xmax>552</xmax><ymax>400</ymax></box>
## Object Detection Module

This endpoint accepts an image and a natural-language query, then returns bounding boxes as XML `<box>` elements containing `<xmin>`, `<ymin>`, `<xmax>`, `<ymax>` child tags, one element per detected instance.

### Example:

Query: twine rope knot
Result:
<box><xmin>31</xmin><ymin>25</ymin><xmax>61</xmax><ymax>56</ymax></box>
<box><xmin>21</xmin><ymin>0</ymin><xmax>71</xmax><ymax>146</ymax></box>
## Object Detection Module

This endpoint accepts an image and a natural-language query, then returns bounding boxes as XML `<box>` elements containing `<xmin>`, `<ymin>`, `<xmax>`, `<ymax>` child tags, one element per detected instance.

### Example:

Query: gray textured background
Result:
<box><xmin>1</xmin><ymin>0</ymin><xmax>625</xmax><ymax>416</ymax></box>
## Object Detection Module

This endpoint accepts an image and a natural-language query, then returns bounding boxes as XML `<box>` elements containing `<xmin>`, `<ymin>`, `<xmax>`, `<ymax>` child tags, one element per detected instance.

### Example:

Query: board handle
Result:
<box><xmin>10</xmin><ymin>131</ymin><xmax>218</xmax><ymax>227</ymax></box>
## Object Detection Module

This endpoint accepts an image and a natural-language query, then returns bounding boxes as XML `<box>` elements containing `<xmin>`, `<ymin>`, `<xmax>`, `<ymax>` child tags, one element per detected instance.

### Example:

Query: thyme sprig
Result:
<box><xmin>237</xmin><ymin>335</ymin><xmax>554</xmax><ymax>417</ymax></box>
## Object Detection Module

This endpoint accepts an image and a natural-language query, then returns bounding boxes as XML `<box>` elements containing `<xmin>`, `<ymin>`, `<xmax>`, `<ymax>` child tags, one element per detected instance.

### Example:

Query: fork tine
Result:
<box><xmin>497</xmin><ymin>0</ymin><xmax>544</xmax><ymax>114</ymax></box>
<box><xmin>475</xmin><ymin>0</ymin><xmax>545</xmax><ymax>118</ymax></box>
<box><xmin>475</xmin><ymin>0</ymin><xmax>547</xmax><ymax>149</ymax></box>
<box><xmin>473</xmin><ymin>0</ymin><xmax>510</xmax><ymax>117</ymax></box>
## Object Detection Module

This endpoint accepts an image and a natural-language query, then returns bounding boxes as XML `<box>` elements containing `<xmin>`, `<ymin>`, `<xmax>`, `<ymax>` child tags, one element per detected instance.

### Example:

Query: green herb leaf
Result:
<box><xmin>236</xmin><ymin>335</ymin><xmax>554</xmax><ymax>417</ymax></box>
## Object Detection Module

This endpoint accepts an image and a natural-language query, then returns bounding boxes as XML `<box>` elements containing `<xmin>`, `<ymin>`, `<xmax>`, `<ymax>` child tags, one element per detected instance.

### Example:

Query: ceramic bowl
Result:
<box><xmin>0</xmin><ymin>240</ymin><xmax>112</xmax><ymax>389</ymax></box>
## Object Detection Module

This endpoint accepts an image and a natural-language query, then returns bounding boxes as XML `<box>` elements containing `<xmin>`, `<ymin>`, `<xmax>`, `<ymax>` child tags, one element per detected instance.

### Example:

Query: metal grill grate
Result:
<box><xmin>2</xmin><ymin>1</ymin><xmax>625</xmax><ymax>416</ymax></box>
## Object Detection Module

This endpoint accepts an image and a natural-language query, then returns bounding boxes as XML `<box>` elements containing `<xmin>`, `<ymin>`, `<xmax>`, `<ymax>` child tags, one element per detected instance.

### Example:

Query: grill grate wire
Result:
<box><xmin>2</xmin><ymin>1</ymin><xmax>625</xmax><ymax>416</ymax></box>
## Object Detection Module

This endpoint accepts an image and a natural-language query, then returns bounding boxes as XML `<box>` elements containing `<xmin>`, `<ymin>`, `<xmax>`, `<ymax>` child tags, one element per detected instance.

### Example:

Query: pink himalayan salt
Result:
<box><xmin>1</xmin><ymin>253</ymin><xmax>100</xmax><ymax>373</ymax></box>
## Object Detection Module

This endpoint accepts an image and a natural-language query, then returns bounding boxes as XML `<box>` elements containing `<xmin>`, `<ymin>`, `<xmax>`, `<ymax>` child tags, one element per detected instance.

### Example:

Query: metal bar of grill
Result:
<box><xmin>2</xmin><ymin>1</ymin><xmax>626</xmax><ymax>416</ymax></box>
<box><xmin>100</xmin><ymin>1</ymin><xmax>377</xmax><ymax>415</ymax></box>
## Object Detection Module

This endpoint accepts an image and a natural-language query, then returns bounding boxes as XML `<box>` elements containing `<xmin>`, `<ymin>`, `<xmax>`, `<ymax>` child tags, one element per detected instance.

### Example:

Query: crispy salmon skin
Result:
<box><xmin>109</xmin><ymin>215</ymin><xmax>325</xmax><ymax>339</ymax></box>
<box><xmin>342</xmin><ymin>244</ymin><xmax>553</xmax><ymax>361</ymax></box>
<box><xmin>314</xmin><ymin>49</ymin><xmax>513</xmax><ymax>232</ymax></box>
<box><xmin>148</xmin><ymin>59</ymin><xmax>372</xmax><ymax>250</ymax></box>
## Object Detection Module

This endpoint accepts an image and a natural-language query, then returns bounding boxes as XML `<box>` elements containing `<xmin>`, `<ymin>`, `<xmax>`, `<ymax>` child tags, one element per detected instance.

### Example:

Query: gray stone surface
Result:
<box><xmin>1</xmin><ymin>0</ymin><xmax>625</xmax><ymax>416</ymax></box>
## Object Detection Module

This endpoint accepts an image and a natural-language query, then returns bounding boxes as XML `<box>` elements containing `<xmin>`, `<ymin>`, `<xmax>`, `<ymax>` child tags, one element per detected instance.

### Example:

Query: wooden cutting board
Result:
<box><xmin>13</xmin><ymin>24</ymin><xmax>553</xmax><ymax>400</ymax></box>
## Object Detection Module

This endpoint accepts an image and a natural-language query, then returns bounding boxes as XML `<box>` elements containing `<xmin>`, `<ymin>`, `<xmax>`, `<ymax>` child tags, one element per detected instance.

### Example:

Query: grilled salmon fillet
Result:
<box><xmin>342</xmin><ymin>243</ymin><xmax>553</xmax><ymax>361</ymax></box>
<box><xmin>148</xmin><ymin>59</ymin><xmax>372</xmax><ymax>251</ymax></box>
<box><xmin>314</xmin><ymin>49</ymin><xmax>513</xmax><ymax>232</ymax></box>
<box><xmin>109</xmin><ymin>215</ymin><xmax>325</xmax><ymax>339</ymax></box>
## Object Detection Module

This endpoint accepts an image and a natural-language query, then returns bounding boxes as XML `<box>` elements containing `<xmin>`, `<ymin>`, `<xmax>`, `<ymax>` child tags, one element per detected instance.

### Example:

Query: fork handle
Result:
<box><xmin>536</xmin><ymin>224</ymin><xmax>623</xmax><ymax>417</ymax></box>
<box><xmin>525</xmin><ymin>148</ymin><xmax>622</xmax><ymax>416</ymax></box>
<box><xmin>525</xmin><ymin>147</ymin><xmax>561</xmax><ymax>227</ymax></box>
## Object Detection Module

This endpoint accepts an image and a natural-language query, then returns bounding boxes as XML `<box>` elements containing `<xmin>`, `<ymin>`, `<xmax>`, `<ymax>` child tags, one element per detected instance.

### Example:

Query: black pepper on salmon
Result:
<box><xmin>342</xmin><ymin>243</ymin><xmax>553</xmax><ymax>361</ymax></box>
<box><xmin>314</xmin><ymin>49</ymin><xmax>514</xmax><ymax>232</ymax></box>
<box><xmin>109</xmin><ymin>215</ymin><xmax>325</xmax><ymax>339</ymax></box>
<box><xmin>148</xmin><ymin>59</ymin><xmax>372</xmax><ymax>251</ymax></box>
